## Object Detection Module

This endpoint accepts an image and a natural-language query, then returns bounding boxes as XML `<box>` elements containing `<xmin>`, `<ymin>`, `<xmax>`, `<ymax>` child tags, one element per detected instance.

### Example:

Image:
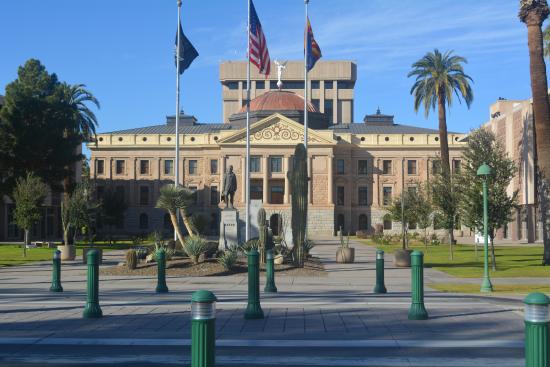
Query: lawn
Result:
<box><xmin>0</xmin><ymin>245</ymin><xmax>83</xmax><ymax>267</ymax></box>
<box><xmin>357</xmin><ymin>239</ymin><xmax>550</xmax><ymax>278</ymax></box>
<box><xmin>429</xmin><ymin>283</ymin><xmax>550</xmax><ymax>295</ymax></box>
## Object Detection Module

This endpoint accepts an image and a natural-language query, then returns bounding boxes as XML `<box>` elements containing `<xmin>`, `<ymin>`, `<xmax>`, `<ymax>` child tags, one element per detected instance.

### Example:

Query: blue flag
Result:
<box><xmin>305</xmin><ymin>17</ymin><xmax>322</xmax><ymax>71</ymax></box>
<box><xmin>175</xmin><ymin>23</ymin><xmax>198</xmax><ymax>74</ymax></box>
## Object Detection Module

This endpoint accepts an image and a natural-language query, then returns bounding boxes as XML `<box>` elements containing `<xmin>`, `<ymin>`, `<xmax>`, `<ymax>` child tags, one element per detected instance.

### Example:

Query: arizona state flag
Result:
<box><xmin>305</xmin><ymin>17</ymin><xmax>322</xmax><ymax>71</ymax></box>
<box><xmin>175</xmin><ymin>22</ymin><xmax>199</xmax><ymax>75</ymax></box>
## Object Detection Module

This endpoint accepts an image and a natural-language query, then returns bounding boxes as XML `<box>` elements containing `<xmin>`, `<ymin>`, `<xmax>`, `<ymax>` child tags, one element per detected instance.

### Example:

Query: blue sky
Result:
<box><xmin>0</xmin><ymin>0</ymin><xmax>536</xmax><ymax>154</ymax></box>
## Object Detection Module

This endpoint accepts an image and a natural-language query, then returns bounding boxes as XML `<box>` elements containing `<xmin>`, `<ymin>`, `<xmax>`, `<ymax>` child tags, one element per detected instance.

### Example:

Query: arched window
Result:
<box><xmin>358</xmin><ymin>214</ymin><xmax>368</xmax><ymax>230</ymax></box>
<box><xmin>139</xmin><ymin>213</ymin><xmax>149</xmax><ymax>230</ymax></box>
<box><xmin>163</xmin><ymin>213</ymin><xmax>172</xmax><ymax>231</ymax></box>
<box><xmin>337</xmin><ymin>214</ymin><xmax>345</xmax><ymax>233</ymax></box>
<box><xmin>270</xmin><ymin>214</ymin><xmax>280</xmax><ymax>236</ymax></box>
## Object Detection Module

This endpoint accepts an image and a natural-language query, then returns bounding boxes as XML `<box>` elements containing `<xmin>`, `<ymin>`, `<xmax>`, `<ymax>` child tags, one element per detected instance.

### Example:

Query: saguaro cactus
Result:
<box><xmin>258</xmin><ymin>208</ymin><xmax>268</xmax><ymax>264</ymax></box>
<box><xmin>288</xmin><ymin>143</ymin><xmax>308</xmax><ymax>267</ymax></box>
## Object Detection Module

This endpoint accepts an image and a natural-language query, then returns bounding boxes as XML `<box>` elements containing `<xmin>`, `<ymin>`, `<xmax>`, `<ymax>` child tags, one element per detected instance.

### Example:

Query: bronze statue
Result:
<box><xmin>221</xmin><ymin>165</ymin><xmax>237</xmax><ymax>209</ymax></box>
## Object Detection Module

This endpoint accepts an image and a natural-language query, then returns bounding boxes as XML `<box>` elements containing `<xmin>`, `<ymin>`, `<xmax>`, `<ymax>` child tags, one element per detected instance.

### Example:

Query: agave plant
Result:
<box><xmin>184</xmin><ymin>236</ymin><xmax>207</xmax><ymax>265</ymax></box>
<box><xmin>217</xmin><ymin>246</ymin><xmax>239</xmax><ymax>271</ymax></box>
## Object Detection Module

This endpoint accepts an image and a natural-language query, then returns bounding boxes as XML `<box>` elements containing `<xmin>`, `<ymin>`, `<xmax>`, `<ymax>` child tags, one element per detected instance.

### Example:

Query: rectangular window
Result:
<box><xmin>337</xmin><ymin>81</ymin><xmax>354</xmax><ymax>89</ymax></box>
<box><xmin>210</xmin><ymin>159</ymin><xmax>218</xmax><ymax>174</ymax></box>
<box><xmin>270</xmin><ymin>156</ymin><xmax>282</xmax><ymax>173</ymax></box>
<box><xmin>96</xmin><ymin>160</ymin><xmax>104</xmax><ymax>175</ymax></box>
<box><xmin>324</xmin><ymin>100</ymin><xmax>333</xmax><ymax>123</ymax></box>
<box><xmin>336</xmin><ymin>159</ymin><xmax>345</xmax><ymax>175</ymax></box>
<box><xmin>269</xmin><ymin>81</ymin><xmax>278</xmax><ymax>89</ymax></box>
<box><xmin>251</xmin><ymin>180</ymin><xmax>263</xmax><ymax>200</ymax></box>
<box><xmin>189</xmin><ymin>160</ymin><xmax>198</xmax><ymax>175</ymax></box>
<box><xmin>383</xmin><ymin>219</ymin><xmax>392</xmax><ymax>230</ymax></box>
<box><xmin>383</xmin><ymin>187</ymin><xmax>392</xmax><ymax>206</ymax></box>
<box><xmin>453</xmin><ymin>159</ymin><xmax>461</xmax><ymax>174</ymax></box>
<box><xmin>408</xmin><ymin>186</ymin><xmax>417</xmax><ymax>195</ymax></box>
<box><xmin>270</xmin><ymin>184</ymin><xmax>284</xmax><ymax>204</ymax></box>
<box><xmin>210</xmin><ymin>186</ymin><xmax>219</xmax><ymax>205</ymax></box>
<box><xmin>312</xmin><ymin>99</ymin><xmax>320</xmax><ymax>111</ymax></box>
<box><xmin>164</xmin><ymin>160</ymin><xmax>174</xmax><ymax>175</ymax></box>
<box><xmin>324</xmin><ymin>80</ymin><xmax>334</xmax><ymax>89</ymax></box>
<box><xmin>382</xmin><ymin>160</ymin><xmax>392</xmax><ymax>175</ymax></box>
<box><xmin>140</xmin><ymin>160</ymin><xmax>149</xmax><ymax>175</ymax></box>
<box><xmin>407</xmin><ymin>160</ymin><xmax>417</xmax><ymax>175</ymax></box>
<box><xmin>225</xmin><ymin>81</ymin><xmax>238</xmax><ymax>90</ymax></box>
<box><xmin>337</xmin><ymin>186</ymin><xmax>345</xmax><ymax>206</ymax></box>
<box><xmin>250</xmin><ymin>156</ymin><xmax>261</xmax><ymax>173</ymax></box>
<box><xmin>255</xmin><ymin>81</ymin><xmax>265</xmax><ymax>89</ymax></box>
<box><xmin>432</xmin><ymin>160</ymin><xmax>442</xmax><ymax>174</ymax></box>
<box><xmin>311</xmin><ymin>81</ymin><xmax>320</xmax><ymax>89</ymax></box>
<box><xmin>358</xmin><ymin>187</ymin><xmax>368</xmax><ymax>206</ymax></box>
<box><xmin>115</xmin><ymin>160</ymin><xmax>125</xmax><ymax>175</ymax></box>
<box><xmin>358</xmin><ymin>160</ymin><xmax>368</xmax><ymax>175</ymax></box>
<box><xmin>139</xmin><ymin>186</ymin><xmax>149</xmax><ymax>205</ymax></box>
<box><xmin>189</xmin><ymin>186</ymin><xmax>198</xmax><ymax>204</ymax></box>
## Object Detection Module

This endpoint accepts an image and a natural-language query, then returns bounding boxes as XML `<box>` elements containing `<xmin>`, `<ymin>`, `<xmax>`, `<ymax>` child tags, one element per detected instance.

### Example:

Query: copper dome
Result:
<box><xmin>238</xmin><ymin>90</ymin><xmax>318</xmax><ymax>113</ymax></box>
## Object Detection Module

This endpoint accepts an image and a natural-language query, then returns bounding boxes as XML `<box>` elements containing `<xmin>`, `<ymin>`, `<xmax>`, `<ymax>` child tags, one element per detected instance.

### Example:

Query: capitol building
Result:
<box><xmin>88</xmin><ymin>60</ymin><xmax>467</xmax><ymax>237</ymax></box>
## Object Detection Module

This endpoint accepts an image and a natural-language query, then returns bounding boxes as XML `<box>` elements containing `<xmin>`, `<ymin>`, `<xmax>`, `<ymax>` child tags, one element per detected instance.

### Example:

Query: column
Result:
<box><xmin>220</xmin><ymin>155</ymin><xmax>225</xmax><ymax>182</ymax></box>
<box><xmin>400</xmin><ymin>158</ymin><xmax>405</xmax><ymax>196</ymax></box>
<box><xmin>308</xmin><ymin>156</ymin><xmax>313</xmax><ymax>204</ymax></box>
<box><xmin>327</xmin><ymin>155</ymin><xmax>333</xmax><ymax>204</ymax></box>
<box><xmin>241</xmin><ymin>156</ymin><xmax>246</xmax><ymax>203</ymax></box>
<box><xmin>262</xmin><ymin>156</ymin><xmax>269</xmax><ymax>204</ymax></box>
<box><xmin>91</xmin><ymin>159</ymin><xmax>96</xmax><ymax>179</ymax></box>
<box><xmin>284</xmin><ymin>156</ymin><xmax>290</xmax><ymax>204</ymax></box>
<box><xmin>373</xmin><ymin>159</ymin><xmax>380</xmax><ymax>207</ymax></box>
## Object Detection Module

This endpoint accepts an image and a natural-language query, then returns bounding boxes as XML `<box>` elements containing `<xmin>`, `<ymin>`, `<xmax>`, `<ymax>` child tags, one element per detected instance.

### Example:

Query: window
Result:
<box><xmin>270</xmin><ymin>156</ymin><xmax>282</xmax><ymax>173</ymax></box>
<box><xmin>358</xmin><ymin>160</ymin><xmax>368</xmax><ymax>175</ymax></box>
<box><xmin>382</xmin><ymin>160</ymin><xmax>392</xmax><ymax>175</ymax></box>
<box><xmin>409</xmin><ymin>221</ymin><xmax>417</xmax><ymax>230</ymax></box>
<box><xmin>250</xmin><ymin>156</ymin><xmax>261</xmax><ymax>173</ymax></box>
<box><xmin>324</xmin><ymin>100</ymin><xmax>333</xmax><ymax>123</ymax></box>
<box><xmin>139</xmin><ymin>186</ymin><xmax>149</xmax><ymax>206</ymax></box>
<box><xmin>432</xmin><ymin>160</ymin><xmax>442</xmax><ymax>174</ymax></box>
<box><xmin>189</xmin><ymin>160</ymin><xmax>198</xmax><ymax>175</ymax></box>
<box><xmin>383</xmin><ymin>218</ymin><xmax>392</xmax><ymax>230</ymax></box>
<box><xmin>337</xmin><ymin>186</ymin><xmax>345</xmax><ymax>206</ymax></box>
<box><xmin>336</xmin><ymin>214</ymin><xmax>345</xmax><ymax>233</ymax></box>
<box><xmin>358</xmin><ymin>187</ymin><xmax>368</xmax><ymax>206</ymax></box>
<box><xmin>269</xmin><ymin>81</ymin><xmax>279</xmax><ymax>89</ymax></box>
<box><xmin>140</xmin><ymin>160</ymin><xmax>149</xmax><ymax>175</ymax></box>
<box><xmin>407</xmin><ymin>160</ymin><xmax>417</xmax><ymax>175</ymax></box>
<box><xmin>383</xmin><ymin>187</ymin><xmax>392</xmax><ymax>206</ymax></box>
<box><xmin>210</xmin><ymin>159</ymin><xmax>218</xmax><ymax>174</ymax></box>
<box><xmin>115</xmin><ymin>160</ymin><xmax>125</xmax><ymax>175</ymax></box>
<box><xmin>453</xmin><ymin>159</ymin><xmax>461</xmax><ymax>174</ymax></box>
<box><xmin>337</xmin><ymin>81</ymin><xmax>354</xmax><ymax>89</ymax></box>
<box><xmin>324</xmin><ymin>80</ymin><xmax>334</xmax><ymax>89</ymax></box>
<box><xmin>408</xmin><ymin>186</ymin><xmax>417</xmax><ymax>195</ymax></box>
<box><xmin>256</xmin><ymin>81</ymin><xmax>265</xmax><ymax>89</ymax></box>
<box><xmin>225</xmin><ymin>81</ymin><xmax>238</xmax><ymax>90</ymax></box>
<box><xmin>282</xmin><ymin>81</ymin><xmax>304</xmax><ymax>89</ymax></box>
<box><xmin>164</xmin><ymin>160</ymin><xmax>174</xmax><ymax>175</ymax></box>
<box><xmin>358</xmin><ymin>214</ymin><xmax>368</xmax><ymax>230</ymax></box>
<box><xmin>210</xmin><ymin>186</ymin><xmax>219</xmax><ymax>205</ymax></box>
<box><xmin>96</xmin><ymin>160</ymin><xmax>104</xmax><ymax>175</ymax></box>
<box><xmin>311</xmin><ymin>81</ymin><xmax>320</xmax><ymax>89</ymax></box>
<box><xmin>115</xmin><ymin>186</ymin><xmax>125</xmax><ymax>201</ymax></box>
<box><xmin>312</xmin><ymin>99</ymin><xmax>320</xmax><ymax>111</ymax></box>
<box><xmin>139</xmin><ymin>213</ymin><xmax>148</xmax><ymax>230</ymax></box>
<box><xmin>189</xmin><ymin>186</ymin><xmax>198</xmax><ymax>204</ymax></box>
<box><xmin>270</xmin><ymin>184</ymin><xmax>284</xmax><ymax>204</ymax></box>
<box><xmin>251</xmin><ymin>180</ymin><xmax>263</xmax><ymax>200</ymax></box>
<box><xmin>336</xmin><ymin>159</ymin><xmax>345</xmax><ymax>174</ymax></box>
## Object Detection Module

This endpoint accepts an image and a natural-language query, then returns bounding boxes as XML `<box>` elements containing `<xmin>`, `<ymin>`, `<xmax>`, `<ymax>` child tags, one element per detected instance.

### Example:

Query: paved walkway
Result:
<box><xmin>0</xmin><ymin>238</ymin><xmax>526</xmax><ymax>366</ymax></box>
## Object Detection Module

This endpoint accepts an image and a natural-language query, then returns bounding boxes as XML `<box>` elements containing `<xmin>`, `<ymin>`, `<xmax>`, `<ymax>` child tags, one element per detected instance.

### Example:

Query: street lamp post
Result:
<box><xmin>477</xmin><ymin>163</ymin><xmax>493</xmax><ymax>293</ymax></box>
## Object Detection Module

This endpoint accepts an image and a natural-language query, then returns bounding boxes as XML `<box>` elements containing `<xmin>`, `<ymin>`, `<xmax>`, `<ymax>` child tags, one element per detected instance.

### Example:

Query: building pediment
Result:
<box><xmin>217</xmin><ymin>113</ymin><xmax>334</xmax><ymax>146</ymax></box>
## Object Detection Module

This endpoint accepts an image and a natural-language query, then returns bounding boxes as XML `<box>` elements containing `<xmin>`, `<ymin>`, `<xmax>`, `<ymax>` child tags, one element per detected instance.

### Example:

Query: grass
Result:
<box><xmin>429</xmin><ymin>283</ymin><xmax>550</xmax><ymax>295</ymax></box>
<box><xmin>358</xmin><ymin>239</ymin><xmax>550</xmax><ymax>278</ymax></box>
<box><xmin>0</xmin><ymin>245</ymin><xmax>83</xmax><ymax>267</ymax></box>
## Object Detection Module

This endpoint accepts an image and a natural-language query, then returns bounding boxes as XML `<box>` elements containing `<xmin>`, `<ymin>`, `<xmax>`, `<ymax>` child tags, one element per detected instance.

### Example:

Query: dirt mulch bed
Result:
<box><xmin>101</xmin><ymin>256</ymin><xmax>326</xmax><ymax>277</ymax></box>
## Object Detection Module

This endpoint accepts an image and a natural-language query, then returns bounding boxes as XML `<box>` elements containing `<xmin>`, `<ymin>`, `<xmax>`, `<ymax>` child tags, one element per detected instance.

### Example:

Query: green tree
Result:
<box><xmin>457</xmin><ymin>129</ymin><xmax>518</xmax><ymax>270</ymax></box>
<box><xmin>12</xmin><ymin>173</ymin><xmax>48</xmax><ymax>257</ymax></box>
<box><xmin>430</xmin><ymin>173</ymin><xmax>461</xmax><ymax>260</ymax></box>
<box><xmin>543</xmin><ymin>23</ymin><xmax>550</xmax><ymax>58</ymax></box>
<box><xmin>0</xmin><ymin>59</ymin><xmax>81</xmax><ymax>196</ymax></box>
<box><xmin>99</xmin><ymin>188</ymin><xmax>128</xmax><ymax>244</ymax></box>
<box><xmin>413</xmin><ymin>186</ymin><xmax>434</xmax><ymax>249</ymax></box>
<box><xmin>155</xmin><ymin>185</ymin><xmax>196</xmax><ymax>245</ymax></box>
<box><xmin>519</xmin><ymin>0</ymin><xmax>550</xmax><ymax>265</ymax></box>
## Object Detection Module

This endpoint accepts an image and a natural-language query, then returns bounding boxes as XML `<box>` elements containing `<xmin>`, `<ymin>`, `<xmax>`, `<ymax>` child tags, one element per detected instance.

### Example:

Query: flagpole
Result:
<box><xmin>304</xmin><ymin>0</ymin><xmax>309</xmax><ymax>244</ymax></box>
<box><xmin>174</xmin><ymin>0</ymin><xmax>182</xmax><ymax>241</ymax></box>
<box><xmin>245</xmin><ymin>0</ymin><xmax>251</xmax><ymax>242</ymax></box>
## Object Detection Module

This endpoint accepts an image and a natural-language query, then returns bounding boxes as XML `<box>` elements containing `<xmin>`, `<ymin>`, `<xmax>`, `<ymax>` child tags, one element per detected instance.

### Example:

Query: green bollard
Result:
<box><xmin>155</xmin><ymin>249</ymin><xmax>169</xmax><ymax>293</ymax></box>
<box><xmin>49</xmin><ymin>250</ymin><xmax>63</xmax><ymax>292</ymax></box>
<box><xmin>264</xmin><ymin>249</ymin><xmax>277</xmax><ymax>293</ymax></box>
<box><xmin>373</xmin><ymin>249</ymin><xmax>387</xmax><ymax>294</ymax></box>
<box><xmin>524</xmin><ymin>292</ymin><xmax>550</xmax><ymax>367</ymax></box>
<box><xmin>191</xmin><ymin>290</ymin><xmax>217</xmax><ymax>367</ymax></box>
<box><xmin>244</xmin><ymin>248</ymin><xmax>264</xmax><ymax>319</ymax></box>
<box><xmin>408</xmin><ymin>250</ymin><xmax>428</xmax><ymax>320</ymax></box>
<box><xmin>83</xmin><ymin>249</ymin><xmax>103</xmax><ymax>318</ymax></box>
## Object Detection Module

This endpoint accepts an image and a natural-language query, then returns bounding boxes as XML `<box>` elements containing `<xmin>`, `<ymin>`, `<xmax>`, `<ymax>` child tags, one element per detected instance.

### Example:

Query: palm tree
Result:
<box><xmin>408</xmin><ymin>49</ymin><xmax>474</xmax><ymax>177</ymax></box>
<box><xmin>156</xmin><ymin>185</ymin><xmax>196</xmax><ymax>245</ymax></box>
<box><xmin>519</xmin><ymin>0</ymin><xmax>550</xmax><ymax>265</ymax></box>
<box><xmin>543</xmin><ymin>23</ymin><xmax>550</xmax><ymax>58</ymax></box>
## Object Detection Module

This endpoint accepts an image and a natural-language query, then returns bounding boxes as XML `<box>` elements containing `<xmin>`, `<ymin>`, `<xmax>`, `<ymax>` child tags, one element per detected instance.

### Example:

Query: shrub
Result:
<box><xmin>303</xmin><ymin>240</ymin><xmax>315</xmax><ymax>256</ymax></box>
<box><xmin>184</xmin><ymin>236</ymin><xmax>207</xmax><ymax>265</ymax></box>
<box><xmin>204</xmin><ymin>241</ymin><xmax>219</xmax><ymax>258</ymax></box>
<box><xmin>126</xmin><ymin>249</ymin><xmax>138</xmax><ymax>270</ymax></box>
<box><xmin>240</xmin><ymin>238</ymin><xmax>260</xmax><ymax>253</ymax></box>
<box><xmin>381</xmin><ymin>235</ymin><xmax>393</xmax><ymax>246</ymax></box>
<box><xmin>430</xmin><ymin>233</ymin><xmax>441</xmax><ymax>246</ymax></box>
<box><xmin>218</xmin><ymin>246</ymin><xmax>239</xmax><ymax>271</ymax></box>
<box><xmin>356</xmin><ymin>230</ymin><xmax>369</xmax><ymax>239</ymax></box>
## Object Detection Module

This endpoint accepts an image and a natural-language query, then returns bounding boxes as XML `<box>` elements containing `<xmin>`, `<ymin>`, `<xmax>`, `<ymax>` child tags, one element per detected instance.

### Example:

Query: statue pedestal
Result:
<box><xmin>219</xmin><ymin>209</ymin><xmax>239</xmax><ymax>250</ymax></box>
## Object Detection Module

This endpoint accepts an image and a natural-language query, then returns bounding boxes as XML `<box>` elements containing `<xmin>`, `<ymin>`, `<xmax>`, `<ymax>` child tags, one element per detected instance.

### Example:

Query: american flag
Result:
<box><xmin>249</xmin><ymin>0</ymin><xmax>270</xmax><ymax>76</ymax></box>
